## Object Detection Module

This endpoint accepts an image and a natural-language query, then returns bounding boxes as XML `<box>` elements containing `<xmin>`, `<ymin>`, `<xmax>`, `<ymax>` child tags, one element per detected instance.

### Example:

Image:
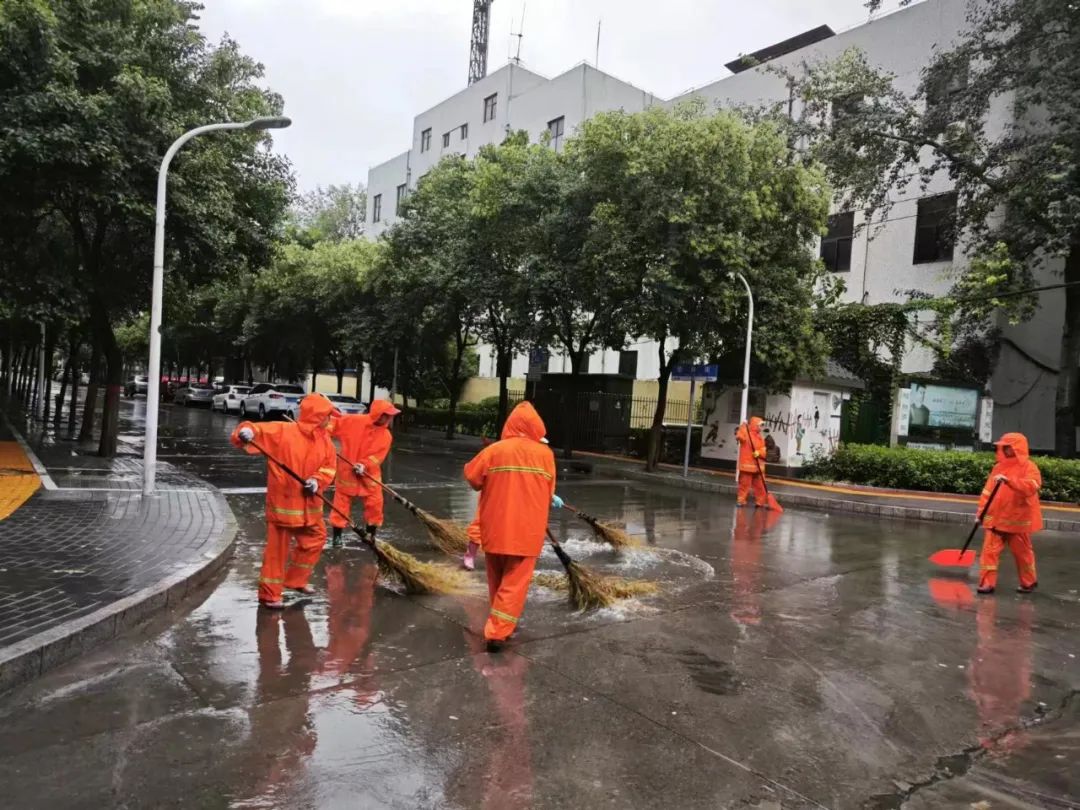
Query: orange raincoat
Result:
<box><xmin>735</xmin><ymin>417</ymin><xmax>768</xmax><ymax>507</ymax></box>
<box><xmin>977</xmin><ymin>432</ymin><xmax>1042</xmax><ymax>591</ymax></box>
<box><xmin>232</xmin><ymin>394</ymin><xmax>338</xmax><ymax>603</ymax></box>
<box><xmin>331</xmin><ymin>399</ymin><xmax>398</xmax><ymax>529</ymax></box>
<box><xmin>464</xmin><ymin>402</ymin><xmax>556</xmax><ymax>642</ymax></box>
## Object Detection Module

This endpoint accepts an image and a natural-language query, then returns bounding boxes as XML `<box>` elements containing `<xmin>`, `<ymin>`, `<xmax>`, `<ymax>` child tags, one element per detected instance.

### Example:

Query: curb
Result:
<box><xmin>0</xmin><ymin>490</ymin><xmax>237</xmax><ymax>695</ymax></box>
<box><xmin>600</xmin><ymin>464</ymin><xmax>1080</xmax><ymax>533</ymax></box>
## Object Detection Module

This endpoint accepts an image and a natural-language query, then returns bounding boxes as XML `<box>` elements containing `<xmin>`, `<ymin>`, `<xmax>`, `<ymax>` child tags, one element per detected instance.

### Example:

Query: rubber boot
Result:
<box><xmin>463</xmin><ymin>541</ymin><xmax>479</xmax><ymax>571</ymax></box>
<box><xmin>331</xmin><ymin>527</ymin><xmax>343</xmax><ymax>548</ymax></box>
<box><xmin>366</xmin><ymin>525</ymin><xmax>378</xmax><ymax>543</ymax></box>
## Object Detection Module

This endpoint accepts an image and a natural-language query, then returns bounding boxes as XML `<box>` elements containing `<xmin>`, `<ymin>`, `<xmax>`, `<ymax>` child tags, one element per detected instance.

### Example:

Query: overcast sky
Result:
<box><xmin>195</xmin><ymin>0</ymin><xmax>909</xmax><ymax>191</ymax></box>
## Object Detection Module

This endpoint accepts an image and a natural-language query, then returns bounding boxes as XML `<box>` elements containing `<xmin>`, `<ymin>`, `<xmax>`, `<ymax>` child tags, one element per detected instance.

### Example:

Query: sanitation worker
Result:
<box><xmin>232</xmin><ymin>393</ymin><xmax>338</xmax><ymax>609</ymax></box>
<box><xmin>464</xmin><ymin>401</ymin><xmax>558</xmax><ymax>652</ymax></box>
<box><xmin>735</xmin><ymin>417</ymin><xmax>769</xmax><ymax>508</ymax></box>
<box><xmin>329</xmin><ymin>399</ymin><xmax>401</xmax><ymax>547</ymax></box>
<box><xmin>976</xmin><ymin>432</ymin><xmax>1043</xmax><ymax>595</ymax></box>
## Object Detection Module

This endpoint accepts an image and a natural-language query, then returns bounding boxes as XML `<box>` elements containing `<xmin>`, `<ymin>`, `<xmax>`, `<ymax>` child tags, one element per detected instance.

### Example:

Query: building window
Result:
<box><xmin>483</xmin><ymin>93</ymin><xmax>497</xmax><ymax>123</ymax></box>
<box><xmin>396</xmin><ymin>184</ymin><xmax>407</xmax><ymax>207</ymax></box>
<box><xmin>820</xmin><ymin>211</ymin><xmax>854</xmax><ymax>272</ymax></box>
<box><xmin>547</xmin><ymin>116</ymin><xmax>565</xmax><ymax>152</ymax></box>
<box><xmin>460</xmin><ymin>123</ymin><xmax>468</xmax><ymax>140</ymax></box>
<box><xmin>926</xmin><ymin>61</ymin><xmax>969</xmax><ymax>128</ymax></box>
<box><xmin>913</xmin><ymin>193</ymin><xmax>957</xmax><ymax>264</ymax></box>
<box><xmin>420</xmin><ymin>128</ymin><xmax>432</xmax><ymax>152</ymax></box>
<box><xmin>442</xmin><ymin>131</ymin><xmax>451</xmax><ymax>148</ymax></box>
<box><xmin>618</xmin><ymin>350</ymin><xmax>638</xmax><ymax>378</ymax></box>
<box><xmin>372</xmin><ymin>194</ymin><xmax>382</xmax><ymax>223</ymax></box>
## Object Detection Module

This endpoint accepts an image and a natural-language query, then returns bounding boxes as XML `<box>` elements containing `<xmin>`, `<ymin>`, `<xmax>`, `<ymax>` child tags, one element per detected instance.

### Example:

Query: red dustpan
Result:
<box><xmin>929</xmin><ymin>479</ymin><xmax>1004</xmax><ymax>569</ymax></box>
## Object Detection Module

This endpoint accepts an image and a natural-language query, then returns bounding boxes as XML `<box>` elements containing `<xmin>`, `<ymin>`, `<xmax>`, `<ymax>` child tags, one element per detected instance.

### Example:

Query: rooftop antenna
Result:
<box><xmin>468</xmin><ymin>0</ymin><xmax>494</xmax><ymax>86</ymax></box>
<box><xmin>511</xmin><ymin>0</ymin><xmax>526</xmax><ymax>64</ymax></box>
<box><xmin>596</xmin><ymin>19</ymin><xmax>601</xmax><ymax>68</ymax></box>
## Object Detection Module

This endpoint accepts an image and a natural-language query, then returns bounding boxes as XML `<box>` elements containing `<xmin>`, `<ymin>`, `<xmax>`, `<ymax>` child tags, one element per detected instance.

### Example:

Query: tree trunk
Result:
<box><xmin>42</xmin><ymin>327</ymin><xmax>55</xmax><ymax>424</ymax></box>
<box><xmin>1054</xmin><ymin>241</ymin><xmax>1080</xmax><ymax>457</ymax></box>
<box><xmin>97</xmin><ymin>321</ymin><xmax>122</xmax><ymax>458</ymax></box>
<box><xmin>55</xmin><ymin>352</ymin><xmax>71</xmax><ymax>427</ymax></box>
<box><xmin>335</xmin><ymin>360</ymin><xmax>345</xmax><ymax>394</ymax></box>
<box><xmin>79</xmin><ymin>343</ymin><xmax>102</xmax><ymax>443</ymax></box>
<box><xmin>68</xmin><ymin>347</ymin><xmax>80</xmax><ymax>435</ymax></box>
<box><xmin>367</xmin><ymin>362</ymin><xmax>376</xmax><ymax>404</ymax></box>
<box><xmin>646</xmin><ymin>342</ymin><xmax>678</xmax><ymax>472</ymax></box>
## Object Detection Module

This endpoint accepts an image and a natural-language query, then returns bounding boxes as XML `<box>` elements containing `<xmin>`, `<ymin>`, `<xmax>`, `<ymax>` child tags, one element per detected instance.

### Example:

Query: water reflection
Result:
<box><xmin>730</xmin><ymin>508</ymin><xmax>781</xmax><ymax>628</ymax></box>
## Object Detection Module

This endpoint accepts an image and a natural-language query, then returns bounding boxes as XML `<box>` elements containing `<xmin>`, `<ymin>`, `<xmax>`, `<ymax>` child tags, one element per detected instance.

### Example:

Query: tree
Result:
<box><xmin>0</xmin><ymin>0</ymin><xmax>292</xmax><ymax>455</ymax></box>
<box><xmin>786</xmin><ymin>0</ymin><xmax>1080</xmax><ymax>456</ymax></box>
<box><xmin>569</xmin><ymin>104</ymin><xmax>834</xmax><ymax>469</ymax></box>
<box><xmin>290</xmin><ymin>183</ymin><xmax>367</xmax><ymax>244</ymax></box>
<box><xmin>468</xmin><ymin>133</ymin><xmax>551</xmax><ymax>430</ymax></box>
<box><xmin>383</xmin><ymin>156</ymin><xmax>483</xmax><ymax>438</ymax></box>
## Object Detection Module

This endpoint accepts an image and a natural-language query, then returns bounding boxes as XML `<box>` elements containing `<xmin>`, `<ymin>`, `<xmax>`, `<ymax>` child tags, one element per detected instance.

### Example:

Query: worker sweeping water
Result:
<box><xmin>463</xmin><ymin>401</ymin><xmax>559</xmax><ymax>652</ymax></box>
<box><xmin>329</xmin><ymin>399</ymin><xmax>401</xmax><ymax>548</ymax></box>
<box><xmin>975</xmin><ymin>432</ymin><xmax>1043</xmax><ymax>595</ymax></box>
<box><xmin>232</xmin><ymin>393</ymin><xmax>339</xmax><ymax>609</ymax></box>
<box><xmin>735</xmin><ymin>417</ymin><xmax>769</xmax><ymax>508</ymax></box>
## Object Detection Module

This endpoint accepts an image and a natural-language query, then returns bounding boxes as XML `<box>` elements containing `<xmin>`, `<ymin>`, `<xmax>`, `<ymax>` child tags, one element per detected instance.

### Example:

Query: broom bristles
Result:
<box><xmin>535</xmin><ymin>568</ymin><xmax>659</xmax><ymax>610</ymax></box>
<box><xmin>588</xmin><ymin>520</ymin><xmax>641</xmax><ymax>549</ymax></box>
<box><xmin>373</xmin><ymin>540</ymin><xmax>473</xmax><ymax>595</ymax></box>
<box><xmin>415</xmin><ymin>510</ymin><xmax>471</xmax><ymax>555</ymax></box>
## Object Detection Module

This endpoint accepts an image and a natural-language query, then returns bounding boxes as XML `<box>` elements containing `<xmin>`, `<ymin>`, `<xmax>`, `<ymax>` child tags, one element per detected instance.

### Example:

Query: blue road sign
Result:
<box><xmin>671</xmin><ymin>363</ymin><xmax>718</xmax><ymax>382</ymax></box>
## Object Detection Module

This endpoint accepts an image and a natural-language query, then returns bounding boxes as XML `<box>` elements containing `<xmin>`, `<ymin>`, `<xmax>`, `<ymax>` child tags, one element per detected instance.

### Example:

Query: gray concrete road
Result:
<box><xmin>0</xmin><ymin>401</ymin><xmax>1077</xmax><ymax>808</ymax></box>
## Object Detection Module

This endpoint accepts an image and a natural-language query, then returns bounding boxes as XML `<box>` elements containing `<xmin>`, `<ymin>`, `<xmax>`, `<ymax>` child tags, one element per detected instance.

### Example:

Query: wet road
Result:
<box><xmin>1</xmin><ymin>401</ymin><xmax>1078</xmax><ymax>808</ymax></box>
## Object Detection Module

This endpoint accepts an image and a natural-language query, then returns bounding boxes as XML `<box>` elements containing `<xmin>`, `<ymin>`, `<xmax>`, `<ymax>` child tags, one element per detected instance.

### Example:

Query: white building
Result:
<box><xmin>365</xmin><ymin>0</ymin><xmax>1063</xmax><ymax>452</ymax></box>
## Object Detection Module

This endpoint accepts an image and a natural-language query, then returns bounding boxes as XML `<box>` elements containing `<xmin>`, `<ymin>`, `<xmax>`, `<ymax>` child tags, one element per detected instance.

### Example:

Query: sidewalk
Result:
<box><xmin>0</xmin><ymin>407</ymin><xmax>237</xmax><ymax>693</ymax></box>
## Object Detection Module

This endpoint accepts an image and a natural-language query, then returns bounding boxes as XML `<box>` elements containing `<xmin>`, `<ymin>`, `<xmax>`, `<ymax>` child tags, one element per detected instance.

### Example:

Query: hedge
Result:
<box><xmin>806</xmin><ymin>444</ymin><xmax>1080</xmax><ymax>504</ymax></box>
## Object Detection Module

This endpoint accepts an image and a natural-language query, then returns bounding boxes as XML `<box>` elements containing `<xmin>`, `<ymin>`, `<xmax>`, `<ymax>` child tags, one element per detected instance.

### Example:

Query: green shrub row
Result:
<box><xmin>806</xmin><ymin>444</ymin><xmax>1080</xmax><ymax>504</ymax></box>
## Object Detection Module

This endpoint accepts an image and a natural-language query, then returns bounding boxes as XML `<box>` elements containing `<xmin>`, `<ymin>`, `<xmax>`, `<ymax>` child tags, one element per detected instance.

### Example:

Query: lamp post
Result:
<box><xmin>143</xmin><ymin>116</ymin><xmax>291</xmax><ymax>496</ymax></box>
<box><xmin>731</xmin><ymin>272</ymin><xmax>754</xmax><ymax>482</ymax></box>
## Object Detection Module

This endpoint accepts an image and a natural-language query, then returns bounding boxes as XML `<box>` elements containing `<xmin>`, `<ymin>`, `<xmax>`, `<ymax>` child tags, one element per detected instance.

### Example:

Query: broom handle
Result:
<box><xmin>285</xmin><ymin>414</ymin><xmax>419</xmax><ymax>514</ymax></box>
<box><xmin>959</xmin><ymin>478</ymin><xmax>1005</xmax><ymax>557</ymax></box>
<box><xmin>545</xmin><ymin>527</ymin><xmax>574</xmax><ymax>570</ymax></box>
<box><xmin>247</xmin><ymin>438</ymin><xmax>375</xmax><ymax>551</ymax></box>
<box><xmin>560</xmin><ymin>501</ymin><xmax>597</xmax><ymax>524</ymax></box>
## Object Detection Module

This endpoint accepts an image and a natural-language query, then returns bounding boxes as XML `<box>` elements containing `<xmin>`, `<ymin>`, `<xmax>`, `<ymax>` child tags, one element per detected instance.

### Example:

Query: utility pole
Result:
<box><xmin>468</xmin><ymin>0</ymin><xmax>494</xmax><ymax>85</ymax></box>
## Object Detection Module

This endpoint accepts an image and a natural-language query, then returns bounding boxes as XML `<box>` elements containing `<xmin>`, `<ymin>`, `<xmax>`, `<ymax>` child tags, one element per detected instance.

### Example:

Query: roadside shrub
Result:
<box><xmin>806</xmin><ymin>444</ymin><xmax>1080</xmax><ymax>504</ymax></box>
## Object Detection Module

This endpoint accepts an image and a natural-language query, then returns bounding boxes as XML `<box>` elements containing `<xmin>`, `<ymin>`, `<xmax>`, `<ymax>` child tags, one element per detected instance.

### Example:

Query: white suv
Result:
<box><xmin>239</xmin><ymin>383</ymin><xmax>306</xmax><ymax>420</ymax></box>
<box><xmin>212</xmin><ymin>384</ymin><xmax>252</xmax><ymax>414</ymax></box>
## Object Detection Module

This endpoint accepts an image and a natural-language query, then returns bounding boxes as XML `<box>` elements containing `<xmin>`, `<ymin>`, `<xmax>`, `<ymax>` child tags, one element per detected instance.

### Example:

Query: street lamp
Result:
<box><xmin>143</xmin><ymin>116</ymin><xmax>292</xmax><ymax>496</ymax></box>
<box><xmin>730</xmin><ymin>272</ymin><xmax>754</xmax><ymax>482</ymax></box>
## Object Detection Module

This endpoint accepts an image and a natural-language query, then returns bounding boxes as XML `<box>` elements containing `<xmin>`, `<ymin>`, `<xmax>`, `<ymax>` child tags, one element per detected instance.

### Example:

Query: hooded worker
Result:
<box><xmin>735</xmin><ymin>417</ymin><xmax>769</xmax><ymax>508</ymax></box>
<box><xmin>328</xmin><ymin>399</ymin><xmax>401</xmax><ymax>547</ymax></box>
<box><xmin>232</xmin><ymin>393</ymin><xmax>338</xmax><ymax>609</ymax></box>
<box><xmin>464</xmin><ymin>401</ymin><xmax>558</xmax><ymax>652</ymax></box>
<box><xmin>975</xmin><ymin>432</ymin><xmax>1043</xmax><ymax>595</ymax></box>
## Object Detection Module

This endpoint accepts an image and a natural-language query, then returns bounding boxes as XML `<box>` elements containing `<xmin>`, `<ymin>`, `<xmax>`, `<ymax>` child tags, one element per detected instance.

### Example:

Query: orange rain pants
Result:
<box><xmin>261</xmin><ymin>522</ymin><xmax>328</xmax><ymax>603</ymax></box>
<box><xmin>330</xmin><ymin>487</ymin><xmax>385</xmax><ymax>529</ymax></box>
<box><xmin>978</xmin><ymin>530</ymin><xmax>1037</xmax><ymax>591</ymax></box>
<box><xmin>737</xmin><ymin>473</ymin><xmax>767</xmax><ymax>507</ymax></box>
<box><xmin>484</xmin><ymin>553</ymin><xmax>539</xmax><ymax>642</ymax></box>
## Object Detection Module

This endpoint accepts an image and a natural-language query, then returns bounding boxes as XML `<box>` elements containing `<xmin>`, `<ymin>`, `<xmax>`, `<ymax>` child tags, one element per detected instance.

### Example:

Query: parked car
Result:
<box><xmin>124</xmin><ymin>375</ymin><xmax>149</xmax><ymax>397</ymax></box>
<box><xmin>211</xmin><ymin>384</ymin><xmax>252</xmax><ymax>414</ymax></box>
<box><xmin>173</xmin><ymin>384</ymin><xmax>216</xmax><ymax>407</ymax></box>
<box><xmin>324</xmin><ymin>394</ymin><xmax>366</xmax><ymax>416</ymax></box>
<box><xmin>239</xmin><ymin>383</ymin><xmax>306</xmax><ymax>420</ymax></box>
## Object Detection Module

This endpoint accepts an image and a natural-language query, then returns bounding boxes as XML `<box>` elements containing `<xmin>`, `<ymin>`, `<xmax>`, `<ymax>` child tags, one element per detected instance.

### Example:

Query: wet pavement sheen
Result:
<box><xmin>0</xmin><ymin>402</ymin><xmax>1078</xmax><ymax>808</ymax></box>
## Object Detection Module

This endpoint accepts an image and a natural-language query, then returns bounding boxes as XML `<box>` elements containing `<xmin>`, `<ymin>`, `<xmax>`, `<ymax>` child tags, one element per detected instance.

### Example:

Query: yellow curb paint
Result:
<box><xmin>578</xmin><ymin>450</ymin><xmax>1080</xmax><ymax>516</ymax></box>
<box><xmin>0</xmin><ymin>441</ymin><xmax>41</xmax><ymax>520</ymax></box>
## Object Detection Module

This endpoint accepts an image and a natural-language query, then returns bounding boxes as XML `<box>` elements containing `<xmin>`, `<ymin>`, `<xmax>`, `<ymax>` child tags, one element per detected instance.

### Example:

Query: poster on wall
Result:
<box><xmin>908</xmin><ymin>383</ymin><xmax>979</xmax><ymax>431</ymax></box>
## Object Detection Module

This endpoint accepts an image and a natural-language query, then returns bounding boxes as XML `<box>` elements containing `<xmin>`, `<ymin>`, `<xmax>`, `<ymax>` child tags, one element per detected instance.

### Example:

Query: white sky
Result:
<box><xmin>194</xmin><ymin>0</ymin><xmax>910</xmax><ymax>191</ymax></box>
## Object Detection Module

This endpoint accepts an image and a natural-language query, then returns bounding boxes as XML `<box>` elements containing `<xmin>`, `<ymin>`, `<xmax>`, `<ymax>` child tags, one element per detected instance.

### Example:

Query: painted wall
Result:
<box><xmin>700</xmin><ymin>382</ymin><xmax>846</xmax><ymax>467</ymax></box>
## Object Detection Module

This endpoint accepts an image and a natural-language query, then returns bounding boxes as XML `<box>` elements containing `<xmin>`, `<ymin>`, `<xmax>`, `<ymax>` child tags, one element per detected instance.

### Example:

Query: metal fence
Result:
<box><xmin>543</xmin><ymin>392</ymin><xmax>703</xmax><ymax>456</ymax></box>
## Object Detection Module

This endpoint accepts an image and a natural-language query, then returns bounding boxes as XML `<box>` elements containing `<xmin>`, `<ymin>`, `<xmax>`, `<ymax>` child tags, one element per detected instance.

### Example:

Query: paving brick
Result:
<box><xmin>0</xmin><ymin>451</ymin><xmax>236</xmax><ymax>692</ymax></box>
